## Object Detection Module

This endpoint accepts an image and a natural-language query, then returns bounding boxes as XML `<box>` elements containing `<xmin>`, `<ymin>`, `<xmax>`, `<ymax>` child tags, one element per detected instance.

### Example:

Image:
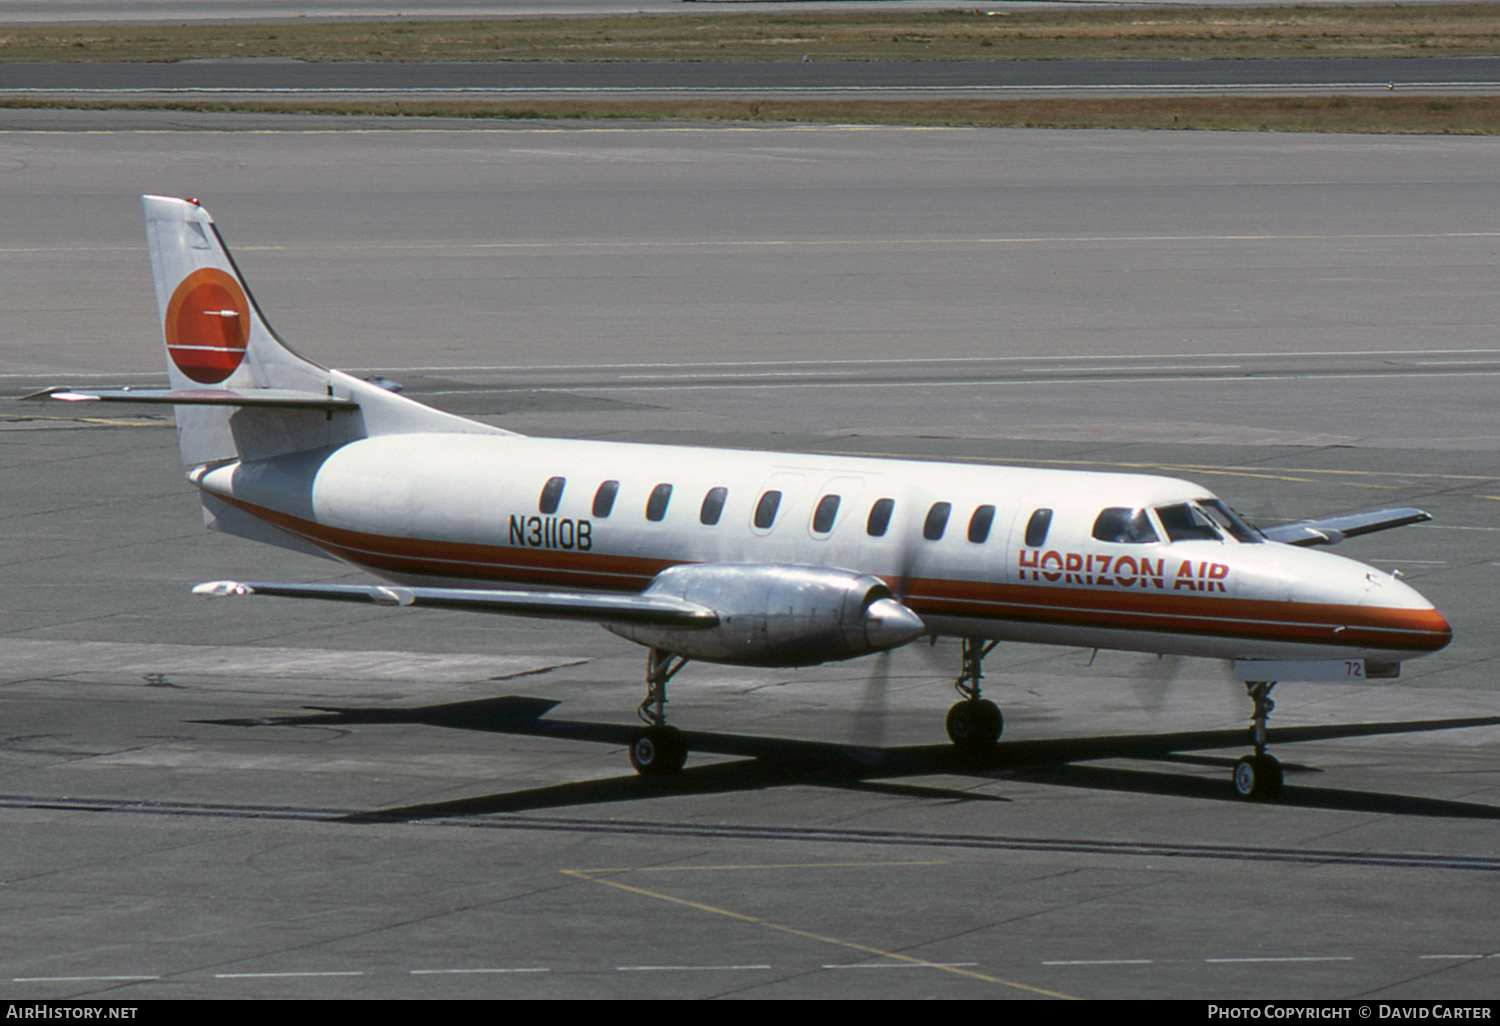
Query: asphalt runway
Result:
<box><xmin>9</xmin><ymin>57</ymin><xmax>1500</xmax><ymax>97</ymax></box>
<box><xmin>2</xmin><ymin>117</ymin><xmax>1499</xmax><ymax>1000</ymax></box>
<box><xmin>0</xmin><ymin>0</ymin><xmax>1363</xmax><ymax>23</ymax></box>
<box><xmin>0</xmin><ymin>0</ymin><xmax>972</xmax><ymax>22</ymax></box>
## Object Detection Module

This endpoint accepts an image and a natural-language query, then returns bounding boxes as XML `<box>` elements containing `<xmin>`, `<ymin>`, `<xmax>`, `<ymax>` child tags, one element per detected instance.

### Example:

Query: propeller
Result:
<box><xmin>1128</xmin><ymin>652</ymin><xmax>1184</xmax><ymax>718</ymax></box>
<box><xmin>1128</xmin><ymin>652</ymin><xmax>1246</xmax><ymax>722</ymax></box>
<box><xmin>852</xmin><ymin>649</ymin><xmax>892</xmax><ymax>747</ymax></box>
<box><xmin>851</xmin><ymin>502</ymin><xmax>924</xmax><ymax>747</ymax></box>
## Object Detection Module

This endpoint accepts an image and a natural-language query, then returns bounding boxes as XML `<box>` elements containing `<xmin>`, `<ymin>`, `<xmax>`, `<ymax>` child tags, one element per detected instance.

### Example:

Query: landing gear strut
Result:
<box><xmin>630</xmin><ymin>648</ymin><xmax>688</xmax><ymax>776</ymax></box>
<box><xmin>1233</xmin><ymin>680</ymin><xmax>1283</xmax><ymax>801</ymax></box>
<box><xmin>945</xmin><ymin>637</ymin><xmax>1003</xmax><ymax>750</ymax></box>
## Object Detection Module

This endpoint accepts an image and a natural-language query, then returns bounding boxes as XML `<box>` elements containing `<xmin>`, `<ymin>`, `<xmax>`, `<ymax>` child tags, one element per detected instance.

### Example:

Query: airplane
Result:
<box><xmin>30</xmin><ymin>195</ymin><xmax>1454</xmax><ymax>801</ymax></box>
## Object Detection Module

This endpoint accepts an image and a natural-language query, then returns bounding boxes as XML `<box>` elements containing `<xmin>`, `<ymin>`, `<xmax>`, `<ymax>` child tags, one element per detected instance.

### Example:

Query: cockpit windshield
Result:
<box><xmin>1155</xmin><ymin>502</ymin><xmax>1223</xmax><ymax>542</ymax></box>
<box><xmin>1154</xmin><ymin>500</ymin><xmax>1263</xmax><ymax>544</ymax></box>
<box><xmin>1198</xmin><ymin>498</ymin><xmax>1263</xmax><ymax>543</ymax></box>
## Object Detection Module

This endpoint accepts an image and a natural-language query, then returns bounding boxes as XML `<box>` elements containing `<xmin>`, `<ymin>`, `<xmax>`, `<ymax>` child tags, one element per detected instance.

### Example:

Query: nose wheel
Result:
<box><xmin>1233</xmin><ymin>753</ymin><xmax>1283</xmax><ymax>800</ymax></box>
<box><xmin>1235</xmin><ymin>681</ymin><xmax>1283</xmax><ymax>800</ymax></box>
<box><xmin>945</xmin><ymin>638</ymin><xmax>1003</xmax><ymax>750</ymax></box>
<box><xmin>946</xmin><ymin>698</ymin><xmax>1003</xmax><ymax>749</ymax></box>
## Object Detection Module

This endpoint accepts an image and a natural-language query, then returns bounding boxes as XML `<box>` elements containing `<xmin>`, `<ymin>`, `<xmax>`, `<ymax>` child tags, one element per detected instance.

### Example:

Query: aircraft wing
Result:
<box><xmin>193</xmin><ymin>580</ymin><xmax>719</xmax><ymax>628</ymax></box>
<box><xmin>1258</xmin><ymin>507</ymin><xmax>1431</xmax><ymax>547</ymax></box>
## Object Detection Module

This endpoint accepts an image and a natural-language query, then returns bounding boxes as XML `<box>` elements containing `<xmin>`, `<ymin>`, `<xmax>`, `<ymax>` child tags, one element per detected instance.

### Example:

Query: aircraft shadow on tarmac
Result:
<box><xmin>201</xmin><ymin>697</ymin><xmax>1500</xmax><ymax>822</ymax></box>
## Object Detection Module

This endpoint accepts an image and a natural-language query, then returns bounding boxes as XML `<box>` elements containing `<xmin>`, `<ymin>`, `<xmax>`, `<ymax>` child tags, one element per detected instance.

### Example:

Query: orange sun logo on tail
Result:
<box><xmin>164</xmin><ymin>268</ymin><xmax>250</xmax><ymax>384</ymax></box>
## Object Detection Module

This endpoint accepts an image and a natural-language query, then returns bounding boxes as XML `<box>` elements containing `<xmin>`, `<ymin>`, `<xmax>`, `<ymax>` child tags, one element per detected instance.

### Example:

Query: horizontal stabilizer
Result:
<box><xmin>193</xmin><ymin>580</ymin><xmax>720</xmax><ymax>629</ymax></box>
<box><xmin>25</xmin><ymin>386</ymin><xmax>357</xmax><ymax>412</ymax></box>
<box><xmin>1260</xmin><ymin>507</ymin><xmax>1431</xmax><ymax>547</ymax></box>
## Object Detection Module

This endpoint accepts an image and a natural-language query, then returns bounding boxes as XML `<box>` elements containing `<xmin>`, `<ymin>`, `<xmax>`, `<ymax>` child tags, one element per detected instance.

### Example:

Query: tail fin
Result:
<box><xmin>142</xmin><ymin>195</ymin><xmax>506</xmax><ymax>464</ymax></box>
<box><xmin>145</xmin><ymin>195</ymin><xmax>324</xmax><ymax>398</ymax></box>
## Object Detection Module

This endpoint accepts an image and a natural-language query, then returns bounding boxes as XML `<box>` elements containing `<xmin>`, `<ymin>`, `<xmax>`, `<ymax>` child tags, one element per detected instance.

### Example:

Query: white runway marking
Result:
<box><xmin>617</xmin><ymin>964</ymin><xmax>773</xmax><ymax>971</ymax></box>
<box><xmin>410</xmin><ymin>967</ymin><xmax>552</xmax><ymax>974</ymax></box>
<box><xmin>1417</xmin><ymin>954</ymin><xmax>1496</xmax><ymax>960</ymax></box>
<box><xmin>13</xmin><ymin>975</ymin><xmax>160</xmax><ymax>982</ymax></box>
<box><xmin>213</xmin><ymin>971</ymin><xmax>366</xmax><ymax>978</ymax></box>
<box><xmin>822</xmin><ymin>962</ymin><xmax>980</xmax><ymax>969</ymax></box>
<box><xmin>1204</xmin><ymin>956</ymin><xmax>1355</xmax><ymax>964</ymax></box>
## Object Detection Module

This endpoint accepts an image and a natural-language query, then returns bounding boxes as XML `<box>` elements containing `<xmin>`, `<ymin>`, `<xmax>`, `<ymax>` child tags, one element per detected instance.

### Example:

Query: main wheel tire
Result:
<box><xmin>946</xmin><ymin>699</ymin><xmax>1003</xmax><ymax>750</ymax></box>
<box><xmin>629</xmin><ymin>726</ymin><xmax>688</xmax><ymax>776</ymax></box>
<box><xmin>1233</xmin><ymin>754</ymin><xmax>1284</xmax><ymax>801</ymax></box>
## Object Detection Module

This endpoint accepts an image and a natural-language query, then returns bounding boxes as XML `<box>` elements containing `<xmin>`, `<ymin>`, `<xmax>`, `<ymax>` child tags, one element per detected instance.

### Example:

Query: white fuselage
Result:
<box><xmin>190</xmin><ymin>433</ymin><xmax>1452</xmax><ymax>665</ymax></box>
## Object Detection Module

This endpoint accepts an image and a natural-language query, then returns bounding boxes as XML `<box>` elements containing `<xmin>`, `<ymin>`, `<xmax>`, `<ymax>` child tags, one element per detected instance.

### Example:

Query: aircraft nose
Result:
<box><xmin>1428</xmin><ymin>608</ymin><xmax>1454</xmax><ymax>652</ymax></box>
<box><xmin>864</xmin><ymin>597</ymin><xmax>926</xmax><ymax>651</ymax></box>
<box><xmin>1358</xmin><ymin>570</ymin><xmax>1453</xmax><ymax>655</ymax></box>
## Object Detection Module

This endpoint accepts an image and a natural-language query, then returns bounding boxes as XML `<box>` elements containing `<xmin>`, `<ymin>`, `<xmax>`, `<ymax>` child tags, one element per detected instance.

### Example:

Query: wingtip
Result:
<box><xmin>193</xmin><ymin>580</ymin><xmax>251</xmax><ymax>598</ymax></box>
<box><xmin>19</xmin><ymin>386</ymin><xmax>92</xmax><ymax>402</ymax></box>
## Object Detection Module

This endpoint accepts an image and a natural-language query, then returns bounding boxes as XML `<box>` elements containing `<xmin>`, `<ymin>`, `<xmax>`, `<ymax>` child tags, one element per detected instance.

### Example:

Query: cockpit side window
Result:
<box><xmin>1092</xmin><ymin>507</ymin><xmax>1159</xmax><ymax>544</ymax></box>
<box><xmin>1156</xmin><ymin>502</ymin><xmax>1222</xmax><ymax>542</ymax></box>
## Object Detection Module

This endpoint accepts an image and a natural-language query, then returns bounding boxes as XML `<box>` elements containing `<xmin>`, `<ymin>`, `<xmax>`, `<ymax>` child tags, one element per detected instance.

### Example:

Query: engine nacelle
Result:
<box><xmin>606</xmin><ymin>563</ymin><xmax>925</xmax><ymax>667</ymax></box>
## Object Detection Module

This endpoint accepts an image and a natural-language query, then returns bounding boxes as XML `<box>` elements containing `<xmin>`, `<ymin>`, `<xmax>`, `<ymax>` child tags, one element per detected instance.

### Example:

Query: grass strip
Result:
<box><xmin>10</xmin><ymin>94</ymin><xmax>1500</xmax><ymax>134</ymax></box>
<box><xmin>3</xmin><ymin>6</ymin><xmax>1500</xmax><ymax>63</ymax></box>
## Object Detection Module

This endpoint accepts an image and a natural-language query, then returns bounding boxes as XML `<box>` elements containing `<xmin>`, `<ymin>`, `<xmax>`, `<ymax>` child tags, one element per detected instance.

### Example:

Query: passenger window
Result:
<box><xmin>923</xmin><ymin>502</ymin><xmax>952</xmax><ymax>541</ymax></box>
<box><xmin>1092</xmin><ymin>507</ymin><xmax>1159</xmax><ymax>544</ymax></box>
<box><xmin>1156</xmin><ymin>502</ymin><xmax>1222</xmax><ymax>542</ymax></box>
<box><xmin>1025</xmin><ymin>509</ymin><xmax>1053</xmax><ymax>548</ymax></box>
<box><xmin>867</xmin><ymin>498</ymin><xmax>895</xmax><ymax>537</ymax></box>
<box><xmin>754</xmin><ymin>490</ymin><xmax>783</xmax><ymax>530</ymax></box>
<box><xmin>812</xmin><ymin>495</ymin><xmax>841</xmax><ymax>534</ymax></box>
<box><xmin>539</xmin><ymin>476</ymin><xmax>565</xmax><ymax>515</ymax></box>
<box><xmin>700</xmin><ymin>486</ymin><xmax>728</xmax><ymax>526</ymax></box>
<box><xmin>968</xmin><ymin>505</ymin><xmax>996</xmax><ymax>544</ymax></box>
<box><xmin>645</xmin><ymin>483</ymin><xmax>673</xmax><ymax>522</ymax></box>
<box><xmin>592</xmin><ymin>480</ymin><xmax>619</xmax><ymax>518</ymax></box>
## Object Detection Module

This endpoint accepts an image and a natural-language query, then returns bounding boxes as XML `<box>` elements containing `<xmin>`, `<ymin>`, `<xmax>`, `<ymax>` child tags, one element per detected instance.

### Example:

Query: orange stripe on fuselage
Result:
<box><xmin>219</xmin><ymin>494</ymin><xmax>669</xmax><ymax>590</ymax></box>
<box><xmin>897</xmin><ymin>577</ymin><xmax>1450</xmax><ymax>654</ymax></box>
<box><xmin>216</xmin><ymin>495</ymin><xmax>1450</xmax><ymax>656</ymax></box>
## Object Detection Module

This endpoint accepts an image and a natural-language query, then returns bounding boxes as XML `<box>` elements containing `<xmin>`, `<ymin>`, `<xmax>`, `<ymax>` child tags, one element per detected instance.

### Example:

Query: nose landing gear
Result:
<box><xmin>1234</xmin><ymin>680</ymin><xmax>1283</xmax><ymax>800</ymax></box>
<box><xmin>945</xmin><ymin>637</ymin><xmax>1003</xmax><ymax>750</ymax></box>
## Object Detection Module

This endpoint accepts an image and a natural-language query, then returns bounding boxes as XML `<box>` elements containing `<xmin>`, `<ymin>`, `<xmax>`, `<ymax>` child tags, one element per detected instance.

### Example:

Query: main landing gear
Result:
<box><xmin>629</xmin><ymin>648</ymin><xmax>689</xmax><ymax>776</ymax></box>
<box><xmin>1233</xmin><ymin>680</ymin><xmax>1284</xmax><ymax>801</ymax></box>
<box><xmin>945</xmin><ymin>637</ymin><xmax>1003</xmax><ymax>751</ymax></box>
<box><xmin>626</xmin><ymin>638</ymin><xmax>1011</xmax><ymax>776</ymax></box>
